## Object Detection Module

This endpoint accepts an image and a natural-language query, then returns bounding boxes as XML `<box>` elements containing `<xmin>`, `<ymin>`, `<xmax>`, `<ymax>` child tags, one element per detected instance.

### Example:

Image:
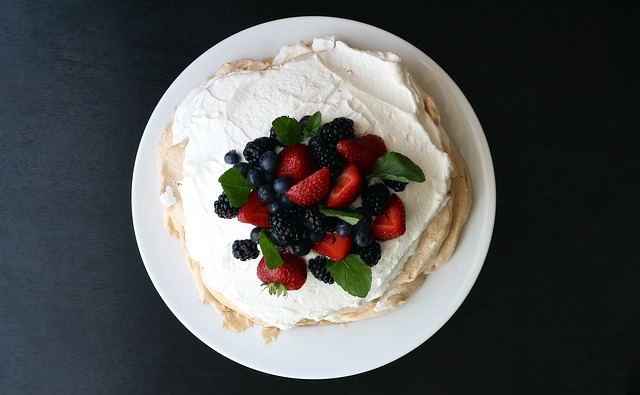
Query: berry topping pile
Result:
<box><xmin>216</xmin><ymin>112</ymin><xmax>426</xmax><ymax>298</ymax></box>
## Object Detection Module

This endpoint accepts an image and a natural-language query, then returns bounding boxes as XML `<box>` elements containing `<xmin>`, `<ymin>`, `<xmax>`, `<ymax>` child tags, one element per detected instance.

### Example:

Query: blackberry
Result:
<box><xmin>213</xmin><ymin>192</ymin><xmax>239</xmax><ymax>219</ymax></box>
<box><xmin>309</xmin><ymin>256</ymin><xmax>335</xmax><ymax>284</ymax></box>
<box><xmin>243</xmin><ymin>137</ymin><xmax>277</xmax><ymax>167</ymax></box>
<box><xmin>354</xmin><ymin>241</ymin><xmax>381</xmax><ymax>267</ymax></box>
<box><xmin>303</xmin><ymin>206</ymin><xmax>329</xmax><ymax>234</ymax></box>
<box><xmin>231</xmin><ymin>239</ymin><xmax>259</xmax><ymax>261</ymax></box>
<box><xmin>319</xmin><ymin>117</ymin><xmax>355</xmax><ymax>144</ymax></box>
<box><xmin>383</xmin><ymin>179</ymin><xmax>408</xmax><ymax>192</ymax></box>
<box><xmin>268</xmin><ymin>208</ymin><xmax>305</xmax><ymax>246</ymax></box>
<box><xmin>361</xmin><ymin>183</ymin><xmax>390</xmax><ymax>215</ymax></box>
<box><xmin>310</xmin><ymin>138</ymin><xmax>344</xmax><ymax>173</ymax></box>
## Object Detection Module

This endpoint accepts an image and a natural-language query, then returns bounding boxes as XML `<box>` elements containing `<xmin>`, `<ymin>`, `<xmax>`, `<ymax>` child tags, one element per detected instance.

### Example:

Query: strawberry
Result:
<box><xmin>275</xmin><ymin>143</ymin><xmax>319</xmax><ymax>183</ymax></box>
<box><xmin>257</xmin><ymin>252</ymin><xmax>307</xmax><ymax>296</ymax></box>
<box><xmin>312</xmin><ymin>232</ymin><xmax>352</xmax><ymax>261</ymax></box>
<box><xmin>336</xmin><ymin>134</ymin><xmax>387</xmax><ymax>176</ymax></box>
<box><xmin>285</xmin><ymin>167</ymin><xmax>330</xmax><ymax>206</ymax></box>
<box><xmin>370</xmin><ymin>194</ymin><xmax>406</xmax><ymax>241</ymax></box>
<box><xmin>237</xmin><ymin>189</ymin><xmax>270</xmax><ymax>228</ymax></box>
<box><xmin>324</xmin><ymin>163</ymin><xmax>363</xmax><ymax>208</ymax></box>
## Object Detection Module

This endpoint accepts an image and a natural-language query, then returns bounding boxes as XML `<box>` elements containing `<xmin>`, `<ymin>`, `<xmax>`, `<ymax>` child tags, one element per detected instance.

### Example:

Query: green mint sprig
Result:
<box><xmin>218</xmin><ymin>167</ymin><xmax>252</xmax><ymax>208</ymax></box>
<box><xmin>371</xmin><ymin>152</ymin><xmax>426</xmax><ymax>183</ymax></box>
<box><xmin>326</xmin><ymin>254</ymin><xmax>372</xmax><ymax>298</ymax></box>
<box><xmin>318</xmin><ymin>206</ymin><xmax>363</xmax><ymax>226</ymax></box>
<box><xmin>258</xmin><ymin>230</ymin><xmax>283</xmax><ymax>270</ymax></box>
<box><xmin>271</xmin><ymin>111</ymin><xmax>322</xmax><ymax>145</ymax></box>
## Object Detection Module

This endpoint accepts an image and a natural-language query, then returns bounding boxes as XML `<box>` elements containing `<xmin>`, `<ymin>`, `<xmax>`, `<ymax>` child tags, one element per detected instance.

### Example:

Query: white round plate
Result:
<box><xmin>132</xmin><ymin>16</ymin><xmax>495</xmax><ymax>379</ymax></box>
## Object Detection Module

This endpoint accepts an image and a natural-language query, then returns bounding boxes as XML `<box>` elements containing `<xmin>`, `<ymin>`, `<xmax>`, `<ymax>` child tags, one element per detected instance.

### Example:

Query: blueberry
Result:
<box><xmin>258</xmin><ymin>184</ymin><xmax>276</xmax><ymax>203</ymax></box>
<box><xmin>250</xmin><ymin>227</ymin><xmax>262</xmax><ymax>243</ymax></box>
<box><xmin>247</xmin><ymin>168</ymin><xmax>265</xmax><ymax>187</ymax></box>
<box><xmin>224</xmin><ymin>150</ymin><xmax>240</xmax><ymax>164</ymax></box>
<box><xmin>354</xmin><ymin>227</ymin><xmax>373</xmax><ymax>248</ymax></box>
<box><xmin>335</xmin><ymin>221</ymin><xmax>352</xmax><ymax>237</ymax></box>
<box><xmin>308</xmin><ymin>231</ymin><xmax>324</xmax><ymax>243</ymax></box>
<box><xmin>268</xmin><ymin>200</ymin><xmax>281</xmax><ymax>213</ymax></box>
<box><xmin>291</xmin><ymin>239</ymin><xmax>311</xmax><ymax>256</ymax></box>
<box><xmin>308</xmin><ymin>136</ymin><xmax>323</xmax><ymax>149</ymax></box>
<box><xmin>273</xmin><ymin>177</ymin><xmax>293</xmax><ymax>193</ymax></box>
<box><xmin>299</xmin><ymin>115</ymin><xmax>311</xmax><ymax>130</ymax></box>
<box><xmin>234</xmin><ymin>162</ymin><xmax>251</xmax><ymax>177</ymax></box>
<box><xmin>279</xmin><ymin>193</ymin><xmax>295</xmax><ymax>208</ymax></box>
<box><xmin>259</xmin><ymin>151</ymin><xmax>279</xmax><ymax>174</ymax></box>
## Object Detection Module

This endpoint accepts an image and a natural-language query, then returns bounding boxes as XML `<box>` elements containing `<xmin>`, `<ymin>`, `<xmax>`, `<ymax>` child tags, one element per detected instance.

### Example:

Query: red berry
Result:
<box><xmin>336</xmin><ymin>134</ymin><xmax>387</xmax><ymax>176</ymax></box>
<box><xmin>237</xmin><ymin>189</ymin><xmax>270</xmax><ymax>228</ymax></box>
<box><xmin>285</xmin><ymin>167</ymin><xmax>331</xmax><ymax>206</ymax></box>
<box><xmin>256</xmin><ymin>252</ymin><xmax>307</xmax><ymax>296</ymax></box>
<box><xmin>370</xmin><ymin>194</ymin><xmax>406</xmax><ymax>241</ymax></box>
<box><xmin>312</xmin><ymin>232</ymin><xmax>352</xmax><ymax>261</ymax></box>
<box><xmin>275</xmin><ymin>144</ymin><xmax>319</xmax><ymax>183</ymax></box>
<box><xmin>324</xmin><ymin>163</ymin><xmax>363</xmax><ymax>208</ymax></box>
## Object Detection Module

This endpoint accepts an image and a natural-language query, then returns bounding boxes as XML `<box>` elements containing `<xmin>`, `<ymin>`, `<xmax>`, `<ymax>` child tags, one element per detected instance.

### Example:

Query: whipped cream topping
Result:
<box><xmin>171</xmin><ymin>37</ymin><xmax>452</xmax><ymax>330</ymax></box>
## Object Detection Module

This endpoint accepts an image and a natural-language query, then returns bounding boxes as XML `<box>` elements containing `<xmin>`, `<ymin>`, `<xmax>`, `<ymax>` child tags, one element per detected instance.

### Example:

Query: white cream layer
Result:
<box><xmin>170</xmin><ymin>37</ymin><xmax>452</xmax><ymax>330</ymax></box>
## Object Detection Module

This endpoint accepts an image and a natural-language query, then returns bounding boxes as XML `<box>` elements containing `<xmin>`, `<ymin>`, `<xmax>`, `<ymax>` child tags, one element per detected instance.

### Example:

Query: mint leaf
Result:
<box><xmin>319</xmin><ymin>206</ymin><xmax>363</xmax><ymax>226</ymax></box>
<box><xmin>326</xmin><ymin>254</ymin><xmax>372</xmax><ymax>298</ymax></box>
<box><xmin>218</xmin><ymin>167</ymin><xmax>252</xmax><ymax>208</ymax></box>
<box><xmin>259</xmin><ymin>230</ymin><xmax>283</xmax><ymax>270</ymax></box>
<box><xmin>371</xmin><ymin>152</ymin><xmax>426</xmax><ymax>183</ymax></box>
<box><xmin>304</xmin><ymin>111</ymin><xmax>322</xmax><ymax>137</ymax></box>
<box><xmin>272</xmin><ymin>116</ymin><xmax>303</xmax><ymax>145</ymax></box>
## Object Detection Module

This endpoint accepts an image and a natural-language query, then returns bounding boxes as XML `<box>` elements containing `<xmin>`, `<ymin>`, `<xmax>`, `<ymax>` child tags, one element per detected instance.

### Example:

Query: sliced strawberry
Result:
<box><xmin>312</xmin><ymin>232</ymin><xmax>352</xmax><ymax>261</ymax></box>
<box><xmin>324</xmin><ymin>163</ymin><xmax>363</xmax><ymax>208</ymax></box>
<box><xmin>370</xmin><ymin>194</ymin><xmax>406</xmax><ymax>241</ymax></box>
<box><xmin>275</xmin><ymin>143</ymin><xmax>319</xmax><ymax>183</ymax></box>
<box><xmin>237</xmin><ymin>189</ymin><xmax>270</xmax><ymax>228</ymax></box>
<box><xmin>256</xmin><ymin>252</ymin><xmax>307</xmax><ymax>296</ymax></box>
<box><xmin>285</xmin><ymin>167</ymin><xmax>330</xmax><ymax>206</ymax></box>
<box><xmin>336</xmin><ymin>134</ymin><xmax>387</xmax><ymax>176</ymax></box>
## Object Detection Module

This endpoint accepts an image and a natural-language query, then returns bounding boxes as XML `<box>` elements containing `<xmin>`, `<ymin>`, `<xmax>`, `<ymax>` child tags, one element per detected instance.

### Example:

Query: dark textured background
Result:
<box><xmin>1</xmin><ymin>0</ymin><xmax>639</xmax><ymax>393</ymax></box>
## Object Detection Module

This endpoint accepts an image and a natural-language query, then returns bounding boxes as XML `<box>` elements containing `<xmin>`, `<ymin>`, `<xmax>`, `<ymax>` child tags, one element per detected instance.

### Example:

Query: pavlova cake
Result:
<box><xmin>157</xmin><ymin>37</ymin><xmax>471</xmax><ymax>343</ymax></box>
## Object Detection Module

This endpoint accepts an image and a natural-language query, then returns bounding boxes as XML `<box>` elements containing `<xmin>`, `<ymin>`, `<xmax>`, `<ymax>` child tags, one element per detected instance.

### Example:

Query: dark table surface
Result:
<box><xmin>2</xmin><ymin>0</ymin><xmax>639</xmax><ymax>393</ymax></box>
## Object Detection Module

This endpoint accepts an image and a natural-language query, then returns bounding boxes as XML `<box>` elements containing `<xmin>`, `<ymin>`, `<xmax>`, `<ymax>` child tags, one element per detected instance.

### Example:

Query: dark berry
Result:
<box><xmin>307</xmin><ymin>136</ymin><xmax>323</xmax><ymax>149</ymax></box>
<box><xmin>234</xmin><ymin>162</ymin><xmax>251</xmax><ymax>177</ymax></box>
<box><xmin>310</xmin><ymin>138</ymin><xmax>344</xmax><ymax>173</ymax></box>
<box><xmin>269</xmin><ymin>127</ymin><xmax>284</xmax><ymax>146</ymax></box>
<box><xmin>383</xmin><ymin>179</ymin><xmax>408</xmax><ymax>192</ymax></box>
<box><xmin>213</xmin><ymin>193</ymin><xmax>239</xmax><ymax>219</ymax></box>
<box><xmin>355</xmin><ymin>241</ymin><xmax>381</xmax><ymax>266</ymax></box>
<box><xmin>273</xmin><ymin>177</ymin><xmax>293</xmax><ymax>193</ymax></box>
<box><xmin>361</xmin><ymin>183</ymin><xmax>390</xmax><ymax>215</ymax></box>
<box><xmin>250</xmin><ymin>227</ymin><xmax>262</xmax><ymax>243</ymax></box>
<box><xmin>291</xmin><ymin>239</ymin><xmax>312</xmax><ymax>256</ymax></box>
<box><xmin>232</xmin><ymin>239</ymin><xmax>259</xmax><ymax>261</ymax></box>
<box><xmin>299</xmin><ymin>114</ymin><xmax>311</xmax><ymax>131</ymax></box>
<box><xmin>224</xmin><ymin>150</ymin><xmax>240</xmax><ymax>164</ymax></box>
<box><xmin>319</xmin><ymin>117</ymin><xmax>355</xmax><ymax>144</ymax></box>
<box><xmin>257</xmin><ymin>184</ymin><xmax>276</xmax><ymax>203</ymax></box>
<box><xmin>303</xmin><ymin>207</ymin><xmax>329</xmax><ymax>234</ymax></box>
<box><xmin>259</xmin><ymin>151</ymin><xmax>279</xmax><ymax>174</ymax></box>
<box><xmin>279</xmin><ymin>193</ymin><xmax>296</xmax><ymax>209</ymax></box>
<box><xmin>268</xmin><ymin>208</ymin><xmax>305</xmax><ymax>246</ymax></box>
<box><xmin>247</xmin><ymin>168</ymin><xmax>266</xmax><ymax>187</ymax></box>
<box><xmin>268</xmin><ymin>200</ymin><xmax>281</xmax><ymax>213</ymax></box>
<box><xmin>353</xmin><ymin>227</ymin><xmax>374</xmax><ymax>248</ymax></box>
<box><xmin>308</xmin><ymin>231</ymin><xmax>325</xmax><ymax>243</ymax></box>
<box><xmin>243</xmin><ymin>137</ymin><xmax>277</xmax><ymax>167</ymax></box>
<box><xmin>335</xmin><ymin>221</ymin><xmax>352</xmax><ymax>237</ymax></box>
<box><xmin>309</xmin><ymin>256</ymin><xmax>335</xmax><ymax>284</ymax></box>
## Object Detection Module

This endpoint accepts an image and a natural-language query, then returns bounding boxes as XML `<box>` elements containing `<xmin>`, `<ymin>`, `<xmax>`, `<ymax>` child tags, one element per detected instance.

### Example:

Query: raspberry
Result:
<box><xmin>243</xmin><ymin>137</ymin><xmax>277</xmax><ymax>167</ymax></box>
<box><xmin>361</xmin><ymin>183</ymin><xmax>390</xmax><ymax>216</ymax></box>
<box><xmin>319</xmin><ymin>117</ymin><xmax>355</xmax><ymax>144</ymax></box>
<box><xmin>213</xmin><ymin>192</ymin><xmax>239</xmax><ymax>219</ymax></box>
<box><xmin>231</xmin><ymin>239</ymin><xmax>259</xmax><ymax>261</ymax></box>
<box><xmin>308</xmin><ymin>256</ymin><xmax>335</xmax><ymax>284</ymax></box>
